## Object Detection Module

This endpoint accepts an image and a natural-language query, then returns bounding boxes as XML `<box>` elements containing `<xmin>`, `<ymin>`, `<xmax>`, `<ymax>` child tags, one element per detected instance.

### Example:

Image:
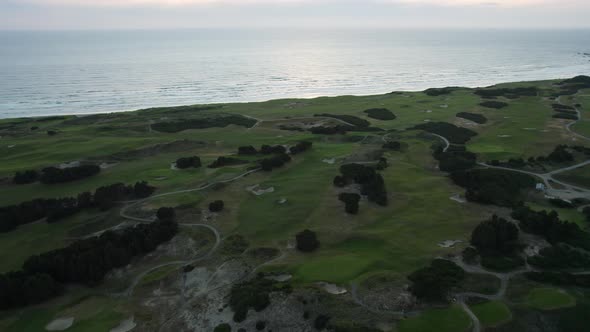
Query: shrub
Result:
<box><xmin>474</xmin><ymin>87</ymin><xmax>537</xmax><ymax>98</ymax></box>
<box><xmin>260</xmin><ymin>153</ymin><xmax>291</xmax><ymax>171</ymax></box>
<box><xmin>208</xmin><ymin>157</ymin><xmax>248</xmax><ymax>168</ymax></box>
<box><xmin>479</xmin><ymin>101</ymin><xmax>508</xmax><ymax>109</ymax></box>
<box><xmin>229</xmin><ymin>277</ymin><xmax>291</xmax><ymax>322</ymax></box>
<box><xmin>289</xmin><ymin>141</ymin><xmax>313</xmax><ymax>155</ymax></box>
<box><xmin>260</xmin><ymin>145</ymin><xmax>287</xmax><ymax>155</ymax></box>
<box><xmin>481</xmin><ymin>255</ymin><xmax>524</xmax><ymax>272</ymax></box>
<box><xmin>40</xmin><ymin>165</ymin><xmax>101</xmax><ymax>184</ymax></box>
<box><xmin>156</xmin><ymin>207</ymin><xmax>175</xmax><ymax>221</ymax></box>
<box><xmin>296</xmin><ymin>229</ymin><xmax>320</xmax><ymax>252</ymax></box>
<box><xmin>411</xmin><ymin>122</ymin><xmax>477</xmax><ymax>144</ymax></box>
<box><xmin>238</xmin><ymin>145</ymin><xmax>258</xmax><ymax>155</ymax></box>
<box><xmin>338</xmin><ymin>193</ymin><xmax>361</xmax><ymax>214</ymax></box>
<box><xmin>456</xmin><ymin>112</ymin><xmax>487</xmax><ymax>124</ymax></box>
<box><xmin>553</xmin><ymin>113</ymin><xmax>578</xmax><ymax>120</ymax></box>
<box><xmin>471</xmin><ymin>215</ymin><xmax>519</xmax><ymax>255</ymax></box>
<box><xmin>13</xmin><ymin>170</ymin><xmax>39</xmax><ymax>184</ymax></box>
<box><xmin>255</xmin><ymin>321</ymin><xmax>266</xmax><ymax>331</ymax></box>
<box><xmin>175</xmin><ymin>156</ymin><xmax>201</xmax><ymax>169</ymax></box>
<box><xmin>314</xmin><ymin>315</ymin><xmax>331</xmax><ymax>330</ymax></box>
<box><xmin>424</xmin><ymin>87</ymin><xmax>461</xmax><ymax>96</ymax></box>
<box><xmin>435</xmin><ymin>150</ymin><xmax>476</xmax><ymax>172</ymax></box>
<box><xmin>382</xmin><ymin>141</ymin><xmax>401</xmax><ymax>151</ymax></box>
<box><xmin>209</xmin><ymin>200</ymin><xmax>224</xmax><ymax>212</ymax></box>
<box><xmin>363</xmin><ymin>108</ymin><xmax>396</xmax><ymax>120</ymax></box>
<box><xmin>214</xmin><ymin>323</ymin><xmax>232</xmax><ymax>332</ymax></box>
<box><xmin>408</xmin><ymin>259</ymin><xmax>465</xmax><ymax>301</ymax></box>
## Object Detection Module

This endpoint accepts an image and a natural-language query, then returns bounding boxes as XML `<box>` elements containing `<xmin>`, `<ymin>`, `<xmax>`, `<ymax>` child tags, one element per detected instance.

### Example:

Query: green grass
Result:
<box><xmin>398</xmin><ymin>305</ymin><xmax>472</xmax><ymax>332</ymax></box>
<box><xmin>555</xmin><ymin>164</ymin><xmax>590</xmax><ymax>190</ymax></box>
<box><xmin>470</xmin><ymin>301</ymin><xmax>512</xmax><ymax>327</ymax></box>
<box><xmin>140</xmin><ymin>265</ymin><xmax>179</xmax><ymax>286</ymax></box>
<box><xmin>526</xmin><ymin>288</ymin><xmax>576</xmax><ymax>310</ymax></box>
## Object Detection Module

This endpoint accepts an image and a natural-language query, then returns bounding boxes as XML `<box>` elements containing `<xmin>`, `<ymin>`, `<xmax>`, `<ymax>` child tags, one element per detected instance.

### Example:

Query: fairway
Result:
<box><xmin>469</xmin><ymin>301</ymin><xmax>512</xmax><ymax>327</ymax></box>
<box><xmin>526</xmin><ymin>288</ymin><xmax>576</xmax><ymax>310</ymax></box>
<box><xmin>397</xmin><ymin>305</ymin><xmax>472</xmax><ymax>332</ymax></box>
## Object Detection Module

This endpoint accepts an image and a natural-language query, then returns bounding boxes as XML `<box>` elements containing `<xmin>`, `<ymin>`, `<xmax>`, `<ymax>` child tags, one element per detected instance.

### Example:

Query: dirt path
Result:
<box><xmin>558</xmin><ymin>95</ymin><xmax>590</xmax><ymax>142</ymax></box>
<box><xmin>430</xmin><ymin>133</ymin><xmax>450</xmax><ymax>152</ymax></box>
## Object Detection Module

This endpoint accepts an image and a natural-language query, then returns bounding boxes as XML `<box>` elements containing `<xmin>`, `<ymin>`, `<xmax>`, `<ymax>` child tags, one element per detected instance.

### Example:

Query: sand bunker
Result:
<box><xmin>265</xmin><ymin>274</ymin><xmax>292</xmax><ymax>282</ymax></box>
<box><xmin>45</xmin><ymin>317</ymin><xmax>74</xmax><ymax>331</ymax></box>
<box><xmin>277</xmin><ymin>198</ymin><xmax>288</xmax><ymax>205</ymax></box>
<box><xmin>110</xmin><ymin>317</ymin><xmax>136</xmax><ymax>332</ymax></box>
<box><xmin>439</xmin><ymin>104</ymin><xmax>449</xmax><ymax>108</ymax></box>
<box><xmin>58</xmin><ymin>161</ymin><xmax>80</xmax><ymax>169</ymax></box>
<box><xmin>449</xmin><ymin>194</ymin><xmax>466</xmax><ymax>203</ymax></box>
<box><xmin>322</xmin><ymin>158</ymin><xmax>336</xmax><ymax>164</ymax></box>
<box><xmin>100</xmin><ymin>162</ymin><xmax>119</xmax><ymax>169</ymax></box>
<box><xmin>247</xmin><ymin>184</ymin><xmax>275</xmax><ymax>196</ymax></box>
<box><xmin>170</xmin><ymin>163</ymin><xmax>178</xmax><ymax>170</ymax></box>
<box><xmin>498</xmin><ymin>135</ymin><xmax>512</xmax><ymax>138</ymax></box>
<box><xmin>7</xmin><ymin>145</ymin><xmax>15</xmax><ymax>148</ymax></box>
<box><xmin>523</xmin><ymin>128</ymin><xmax>537</xmax><ymax>130</ymax></box>
<box><xmin>316</xmin><ymin>282</ymin><xmax>347</xmax><ymax>295</ymax></box>
<box><xmin>438</xmin><ymin>240</ymin><xmax>463</xmax><ymax>248</ymax></box>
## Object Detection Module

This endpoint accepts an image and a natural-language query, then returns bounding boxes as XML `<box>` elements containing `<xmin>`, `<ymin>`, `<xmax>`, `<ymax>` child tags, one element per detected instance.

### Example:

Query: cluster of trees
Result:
<box><xmin>511</xmin><ymin>206</ymin><xmax>590</xmax><ymax>251</ymax></box>
<box><xmin>209</xmin><ymin>200</ymin><xmax>224</xmax><ymax>212</ymax></box>
<box><xmin>525</xmin><ymin>271</ymin><xmax>590</xmax><ymax>288</ymax></box>
<box><xmin>24</xmin><ymin>164</ymin><xmax>101</xmax><ymax>184</ymax></box>
<box><xmin>456</xmin><ymin>112</ymin><xmax>487</xmax><ymax>124</ymax></box>
<box><xmin>434</xmin><ymin>148</ymin><xmax>476</xmax><ymax>172</ymax></box>
<box><xmin>0</xmin><ymin>181</ymin><xmax>155</xmax><ymax>233</ymax></box>
<box><xmin>310</xmin><ymin>125</ymin><xmax>353</xmax><ymax>135</ymax></box>
<box><xmin>528</xmin><ymin>243</ymin><xmax>590</xmax><ymax>270</ymax></box>
<box><xmin>363</xmin><ymin>108</ymin><xmax>396</xmax><ymax>120</ymax></box>
<box><xmin>424</xmin><ymin>87</ymin><xmax>461</xmax><ymax>96</ymax></box>
<box><xmin>334</xmin><ymin>163</ymin><xmax>388</xmax><ymax>206</ymax></box>
<box><xmin>408</xmin><ymin>259</ymin><xmax>465</xmax><ymax>301</ymax></box>
<box><xmin>552</xmin><ymin>103</ymin><xmax>577</xmax><ymax>114</ymax></box>
<box><xmin>208</xmin><ymin>156</ymin><xmax>248</xmax><ymax>168</ymax></box>
<box><xmin>175</xmin><ymin>156</ymin><xmax>201</xmax><ymax>169</ymax></box>
<box><xmin>553</xmin><ymin>113</ymin><xmax>578</xmax><ymax>120</ymax></box>
<box><xmin>296</xmin><ymin>229</ymin><xmax>320</xmax><ymax>252</ymax></box>
<box><xmin>469</xmin><ymin>216</ymin><xmax>523</xmax><ymax>271</ymax></box>
<box><xmin>289</xmin><ymin>141</ymin><xmax>312</xmax><ymax>155</ymax></box>
<box><xmin>0</xmin><ymin>218</ymin><xmax>178</xmax><ymax>309</ymax></box>
<box><xmin>238</xmin><ymin>144</ymin><xmax>286</xmax><ymax>156</ymax></box>
<box><xmin>474</xmin><ymin>86</ymin><xmax>538</xmax><ymax>98</ymax></box>
<box><xmin>260</xmin><ymin>153</ymin><xmax>291</xmax><ymax>171</ymax></box>
<box><xmin>229</xmin><ymin>276</ymin><xmax>291</xmax><ymax>322</ymax></box>
<box><xmin>151</xmin><ymin>115</ymin><xmax>257</xmax><ymax>133</ymax></box>
<box><xmin>450</xmin><ymin>168</ymin><xmax>536</xmax><ymax>207</ymax></box>
<box><xmin>382</xmin><ymin>141</ymin><xmax>401</xmax><ymax>151</ymax></box>
<box><xmin>338</xmin><ymin>193</ymin><xmax>361</xmax><ymax>214</ymax></box>
<box><xmin>555</xmin><ymin>76</ymin><xmax>590</xmax><ymax>96</ymax></box>
<box><xmin>411</xmin><ymin>122</ymin><xmax>477</xmax><ymax>144</ymax></box>
<box><xmin>479</xmin><ymin>101</ymin><xmax>508</xmax><ymax>109</ymax></box>
<box><xmin>13</xmin><ymin>170</ymin><xmax>39</xmax><ymax>184</ymax></box>
<box><xmin>489</xmin><ymin>145</ymin><xmax>575</xmax><ymax>170</ymax></box>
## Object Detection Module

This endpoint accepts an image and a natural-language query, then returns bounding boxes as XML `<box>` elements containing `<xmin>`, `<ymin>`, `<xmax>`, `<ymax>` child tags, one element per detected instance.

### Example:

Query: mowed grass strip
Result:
<box><xmin>469</xmin><ymin>301</ymin><xmax>512</xmax><ymax>327</ymax></box>
<box><xmin>397</xmin><ymin>305</ymin><xmax>472</xmax><ymax>332</ymax></box>
<box><xmin>526</xmin><ymin>288</ymin><xmax>576</xmax><ymax>310</ymax></box>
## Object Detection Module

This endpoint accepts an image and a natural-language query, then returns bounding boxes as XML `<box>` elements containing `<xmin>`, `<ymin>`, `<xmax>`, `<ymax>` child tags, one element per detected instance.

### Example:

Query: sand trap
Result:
<box><xmin>449</xmin><ymin>194</ymin><xmax>466</xmax><ymax>203</ymax></box>
<box><xmin>170</xmin><ymin>163</ymin><xmax>178</xmax><ymax>170</ymax></box>
<box><xmin>100</xmin><ymin>162</ymin><xmax>119</xmax><ymax>169</ymax></box>
<box><xmin>266</xmin><ymin>274</ymin><xmax>292</xmax><ymax>282</ymax></box>
<box><xmin>247</xmin><ymin>184</ymin><xmax>275</xmax><ymax>196</ymax></box>
<box><xmin>322</xmin><ymin>158</ymin><xmax>336</xmax><ymax>164</ymax></box>
<box><xmin>154</xmin><ymin>176</ymin><xmax>167</xmax><ymax>181</ymax></box>
<box><xmin>439</xmin><ymin>104</ymin><xmax>449</xmax><ymax>108</ymax></box>
<box><xmin>45</xmin><ymin>317</ymin><xmax>74</xmax><ymax>331</ymax></box>
<box><xmin>58</xmin><ymin>161</ymin><xmax>80</xmax><ymax>169</ymax></box>
<box><xmin>498</xmin><ymin>135</ymin><xmax>512</xmax><ymax>138</ymax></box>
<box><xmin>423</xmin><ymin>119</ymin><xmax>431</xmax><ymax>122</ymax></box>
<box><xmin>317</xmin><ymin>282</ymin><xmax>347</xmax><ymax>295</ymax></box>
<box><xmin>424</xmin><ymin>110</ymin><xmax>433</xmax><ymax>113</ymax></box>
<box><xmin>438</xmin><ymin>240</ymin><xmax>463</xmax><ymax>248</ymax></box>
<box><xmin>277</xmin><ymin>198</ymin><xmax>288</xmax><ymax>204</ymax></box>
<box><xmin>110</xmin><ymin>317</ymin><xmax>136</xmax><ymax>332</ymax></box>
<box><xmin>7</xmin><ymin>145</ymin><xmax>15</xmax><ymax>148</ymax></box>
<box><xmin>523</xmin><ymin>128</ymin><xmax>537</xmax><ymax>130</ymax></box>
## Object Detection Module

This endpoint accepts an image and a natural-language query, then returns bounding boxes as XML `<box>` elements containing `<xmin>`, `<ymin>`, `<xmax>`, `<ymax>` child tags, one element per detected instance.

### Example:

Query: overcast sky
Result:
<box><xmin>1</xmin><ymin>0</ymin><xmax>589</xmax><ymax>30</ymax></box>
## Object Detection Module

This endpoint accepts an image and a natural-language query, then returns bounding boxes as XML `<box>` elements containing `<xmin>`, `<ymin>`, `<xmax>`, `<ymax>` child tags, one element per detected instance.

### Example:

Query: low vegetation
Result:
<box><xmin>411</xmin><ymin>122</ymin><xmax>477</xmax><ymax>144</ymax></box>
<box><xmin>363</xmin><ymin>108</ymin><xmax>396</xmax><ymax>120</ymax></box>
<box><xmin>456</xmin><ymin>112</ymin><xmax>487</xmax><ymax>124</ymax></box>
<box><xmin>151</xmin><ymin>115</ymin><xmax>256</xmax><ymax>133</ymax></box>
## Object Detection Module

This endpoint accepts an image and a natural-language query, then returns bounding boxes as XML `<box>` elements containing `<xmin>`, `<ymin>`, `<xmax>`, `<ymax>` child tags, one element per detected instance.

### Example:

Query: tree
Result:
<box><xmin>175</xmin><ymin>156</ymin><xmax>202</xmax><ymax>169</ymax></box>
<box><xmin>470</xmin><ymin>215</ymin><xmax>519</xmax><ymax>255</ymax></box>
<box><xmin>238</xmin><ymin>145</ymin><xmax>258</xmax><ymax>155</ymax></box>
<box><xmin>296</xmin><ymin>229</ymin><xmax>319</xmax><ymax>252</ymax></box>
<box><xmin>338</xmin><ymin>193</ymin><xmax>360</xmax><ymax>214</ymax></box>
<box><xmin>156</xmin><ymin>207</ymin><xmax>175</xmax><ymax>221</ymax></box>
<box><xmin>13</xmin><ymin>170</ymin><xmax>39</xmax><ymax>184</ymax></box>
<box><xmin>408</xmin><ymin>259</ymin><xmax>465</xmax><ymax>301</ymax></box>
<box><xmin>209</xmin><ymin>200</ymin><xmax>224</xmax><ymax>212</ymax></box>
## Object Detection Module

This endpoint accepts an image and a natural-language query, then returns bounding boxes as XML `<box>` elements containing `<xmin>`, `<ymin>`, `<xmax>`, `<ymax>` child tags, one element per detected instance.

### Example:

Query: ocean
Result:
<box><xmin>0</xmin><ymin>29</ymin><xmax>589</xmax><ymax>119</ymax></box>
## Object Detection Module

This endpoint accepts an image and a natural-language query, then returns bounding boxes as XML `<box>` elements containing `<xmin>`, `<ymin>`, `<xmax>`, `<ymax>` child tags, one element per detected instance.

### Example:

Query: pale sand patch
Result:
<box><xmin>498</xmin><ymin>135</ymin><xmax>512</xmax><ymax>138</ymax></box>
<box><xmin>45</xmin><ymin>317</ymin><xmax>74</xmax><ymax>331</ymax></box>
<box><xmin>439</xmin><ymin>104</ymin><xmax>449</xmax><ymax>108</ymax></box>
<box><xmin>58</xmin><ymin>161</ymin><xmax>80</xmax><ymax>169</ymax></box>
<box><xmin>100</xmin><ymin>162</ymin><xmax>119</xmax><ymax>169</ymax></box>
<box><xmin>316</xmin><ymin>282</ymin><xmax>347</xmax><ymax>295</ymax></box>
<box><xmin>438</xmin><ymin>240</ymin><xmax>463</xmax><ymax>248</ymax></box>
<box><xmin>7</xmin><ymin>145</ymin><xmax>15</xmax><ymax>148</ymax></box>
<box><xmin>247</xmin><ymin>184</ymin><xmax>275</xmax><ymax>196</ymax></box>
<box><xmin>170</xmin><ymin>163</ymin><xmax>178</xmax><ymax>170</ymax></box>
<box><xmin>322</xmin><ymin>158</ymin><xmax>336</xmax><ymax>164</ymax></box>
<box><xmin>450</xmin><ymin>194</ymin><xmax>466</xmax><ymax>203</ymax></box>
<box><xmin>277</xmin><ymin>198</ymin><xmax>288</xmax><ymax>204</ymax></box>
<box><xmin>266</xmin><ymin>274</ymin><xmax>292</xmax><ymax>282</ymax></box>
<box><xmin>110</xmin><ymin>317</ymin><xmax>136</xmax><ymax>332</ymax></box>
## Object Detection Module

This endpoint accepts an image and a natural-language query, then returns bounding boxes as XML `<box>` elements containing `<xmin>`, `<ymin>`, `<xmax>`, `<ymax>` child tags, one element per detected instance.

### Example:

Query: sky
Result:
<box><xmin>1</xmin><ymin>0</ymin><xmax>589</xmax><ymax>30</ymax></box>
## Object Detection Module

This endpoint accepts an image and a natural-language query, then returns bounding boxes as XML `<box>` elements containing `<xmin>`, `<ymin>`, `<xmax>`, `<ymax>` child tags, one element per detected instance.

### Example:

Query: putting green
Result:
<box><xmin>470</xmin><ymin>301</ymin><xmax>512</xmax><ymax>327</ymax></box>
<box><xmin>526</xmin><ymin>288</ymin><xmax>576</xmax><ymax>310</ymax></box>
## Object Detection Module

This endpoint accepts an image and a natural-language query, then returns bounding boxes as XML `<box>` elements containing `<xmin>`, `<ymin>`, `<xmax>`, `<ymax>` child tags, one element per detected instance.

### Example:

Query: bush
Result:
<box><xmin>474</xmin><ymin>87</ymin><xmax>537</xmax><ymax>98</ymax></box>
<box><xmin>175</xmin><ymin>156</ymin><xmax>201</xmax><ymax>169</ymax></box>
<box><xmin>382</xmin><ymin>141</ymin><xmax>401</xmax><ymax>151</ymax></box>
<box><xmin>338</xmin><ymin>193</ymin><xmax>361</xmax><ymax>214</ymax></box>
<box><xmin>481</xmin><ymin>255</ymin><xmax>524</xmax><ymax>272</ymax></box>
<box><xmin>435</xmin><ymin>150</ymin><xmax>476</xmax><ymax>172</ymax></box>
<box><xmin>209</xmin><ymin>200</ymin><xmax>224</xmax><ymax>212</ymax></box>
<box><xmin>553</xmin><ymin>113</ymin><xmax>578</xmax><ymax>120</ymax></box>
<box><xmin>456</xmin><ymin>112</ymin><xmax>487</xmax><ymax>124</ymax></box>
<box><xmin>411</xmin><ymin>122</ymin><xmax>477</xmax><ymax>144</ymax></box>
<box><xmin>255</xmin><ymin>321</ymin><xmax>266</xmax><ymax>331</ymax></box>
<box><xmin>260</xmin><ymin>153</ymin><xmax>291</xmax><ymax>171</ymax></box>
<box><xmin>479</xmin><ymin>101</ymin><xmax>509</xmax><ymax>109</ymax></box>
<box><xmin>408</xmin><ymin>259</ymin><xmax>465</xmax><ymax>301</ymax></box>
<box><xmin>214</xmin><ymin>323</ymin><xmax>232</xmax><ymax>332</ymax></box>
<box><xmin>13</xmin><ymin>170</ymin><xmax>39</xmax><ymax>184</ymax></box>
<box><xmin>260</xmin><ymin>145</ymin><xmax>287</xmax><ymax>155</ymax></box>
<box><xmin>549</xmin><ymin>198</ymin><xmax>574</xmax><ymax>209</ymax></box>
<box><xmin>296</xmin><ymin>229</ymin><xmax>320</xmax><ymax>252</ymax></box>
<box><xmin>337</xmin><ymin>164</ymin><xmax>388</xmax><ymax>206</ymax></box>
<box><xmin>40</xmin><ymin>165</ymin><xmax>100</xmax><ymax>184</ymax></box>
<box><xmin>314</xmin><ymin>315</ymin><xmax>331</xmax><ymax>330</ymax></box>
<box><xmin>528</xmin><ymin>243</ymin><xmax>590</xmax><ymax>269</ymax></box>
<box><xmin>424</xmin><ymin>87</ymin><xmax>461</xmax><ymax>96</ymax></box>
<box><xmin>151</xmin><ymin>115</ymin><xmax>256</xmax><ymax>133</ymax></box>
<box><xmin>238</xmin><ymin>145</ymin><xmax>258</xmax><ymax>155</ymax></box>
<box><xmin>156</xmin><ymin>207</ymin><xmax>175</xmax><ymax>221</ymax></box>
<box><xmin>208</xmin><ymin>157</ymin><xmax>248</xmax><ymax>168</ymax></box>
<box><xmin>229</xmin><ymin>277</ymin><xmax>291</xmax><ymax>322</ymax></box>
<box><xmin>289</xmin><ymin>141</ymin><xmax>313</xmax><ymax>155</ymax></box>
<box><xmin>363</xmin><ymin>108</ymin><xmax>396</xmax><ymax>120</ymax></box>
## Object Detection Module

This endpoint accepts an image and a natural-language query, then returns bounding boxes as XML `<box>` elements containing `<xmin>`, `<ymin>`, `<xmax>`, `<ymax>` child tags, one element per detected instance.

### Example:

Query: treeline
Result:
<box><xmin>411</xmin><ymin>122</ymin><xmax>477</xmax><ymax>144</ymax></box>
<box><xmin>363</xmin><ymin>108</ymin><xmax>396</xmax><ymax>120</ymax></box>
<box><xmin>334</xmin><ymin>163</ymin><xmax>388</xmax><ymax>208</ymax></box>
<box><xmin>238</xmin><ymin>141</ymin><xmax>312</xmax><ymax>156</ymax></box>
<box><xmin>424</xmin><ymin>87</ymin><xmax>461</xmax><ymax>96</ymax></box>
<box><xmin>456</xmin><ymin>112</ymin><xmax>487</xmax><ymax>124</ymax></box>
<box><xmin>474</xmin><ymin>86</ymin><xmax>538</xmax><ymax>98</ymax></box>
<box><xmin>14</xmin><ymin>164</ymin><xmax>101</xmax><ymax>185</ymax></box>
<box><xmin>450</xmin><ymin>168</ymin><xmax>536</xmax><ymax>207</ymax></box>
<box><xmin>511</xmin><ymin>206</ymin><xmax>590</xmax><ymax>251</ymax></box>
<box><xmin>468</xmin><ymin>216</ymin><xmax>524</xmax><ymax>271</ymax></box>
<box><xmin>208</xmin><ymin>157</ymin><xmax>248</xmax><ymax>168</ymax></box>
<box><xmin>0</xmin><ymin>181</ymin><xmax>155</xmax><ymax>233</ymax></box>
<box><xmin>554</xmin><ymin>76</ymin><xmax>590</xmax><ymax>96</ymax></box>
<box><xmin>488</xmin><ymin>145</ymin><xmax>575</xmax><ymax>169</ymax></box>
<box><xmin>310</xmin><ymin>125</ymin><xmax>383</xmax><ymax>135</ymax></box>
<box><xmin>0</xmin><ymin>217</ymin><xmax>178</xmax><ymax>309</ymax></box>
<box><xmin>151</xmin><ymin>115</ymin><xmax>257</xmax><ymax>133</ymax></box>
<box><xmin>434</xmin><ymin>147</ymin><xmax>476</xmax><ymax>172</ymax></box>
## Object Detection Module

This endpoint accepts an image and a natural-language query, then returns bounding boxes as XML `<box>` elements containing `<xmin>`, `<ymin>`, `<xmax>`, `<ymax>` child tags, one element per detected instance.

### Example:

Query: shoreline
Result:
<box><xmin>0</xmin><ymin>77</ymin><xmax>570</xmax><ymax>121</ymax></box>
